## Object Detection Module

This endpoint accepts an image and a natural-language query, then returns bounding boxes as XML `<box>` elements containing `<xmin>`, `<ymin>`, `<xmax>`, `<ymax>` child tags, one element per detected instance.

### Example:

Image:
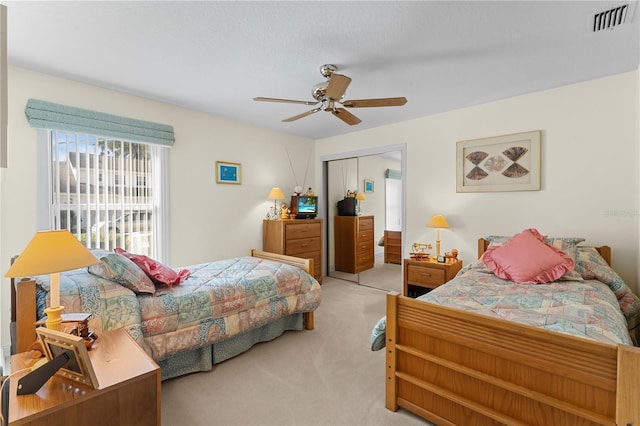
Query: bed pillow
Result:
<box><xmin>486</xmin><ymin>235</ymin><xmax>584</xmax><ymax>259</ymax></box>
<box><xmin>115</xmin><ymin>248</ymin><xmax>190</xmax><ymax>287</ymax></box>
<box><xmin>483</xmin><ymin>228</ymin><xmax>575</xmax><ymax>284</ymax></box>
<box><xmin>88</xmin><ymin>252</ymin><xmax>156</xmax><ymax>294</ymax></box>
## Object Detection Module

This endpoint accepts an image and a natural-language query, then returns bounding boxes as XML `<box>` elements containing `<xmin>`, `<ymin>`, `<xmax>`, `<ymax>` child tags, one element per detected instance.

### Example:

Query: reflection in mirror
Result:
<box><xmin>326</xmin><ymin>151</ymin><xmax>404</xmax><ymax>293</ymax></box>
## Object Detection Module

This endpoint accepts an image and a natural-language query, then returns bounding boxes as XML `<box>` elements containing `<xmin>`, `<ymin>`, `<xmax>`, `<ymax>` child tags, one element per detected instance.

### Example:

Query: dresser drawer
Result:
<box><xmin>357</xmin><ymin>229</ymin><xmax>374</xmax><ymax>243</ymax></box>
<box><xmin>358</xmin><ymin>217</ymin><xmax>374</xmax><ymax>232</ymax></box>
<box><xmin>356</xmin><ymin>240</ymin><xmax>373</xmax><ymax>255</ymax></box>
<box><xmin>407</xmin><ymin>265</ymin><xmax>445</xmax><ymax>287</ymax></box>
<box><xmin>285</xmin><ymin>222</ymin><xmax>321</xmax><ymax>240</ymax></box>
<box><xmin>356</xmin><ymin>250</ymin><xmax>374</xmax><ymax>269</ymax></box>
<box><xmin>285</xmin><ymin>236</ymin><xmax>321</xmax><ymax>256</ymax></box>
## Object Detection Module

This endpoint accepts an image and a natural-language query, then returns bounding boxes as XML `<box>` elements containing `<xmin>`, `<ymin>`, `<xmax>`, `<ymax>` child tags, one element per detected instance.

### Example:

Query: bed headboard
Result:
<box><xmin>477</xmin><ymin>238</ymin><xmax>611</xmax><ymax>266</ymax></box>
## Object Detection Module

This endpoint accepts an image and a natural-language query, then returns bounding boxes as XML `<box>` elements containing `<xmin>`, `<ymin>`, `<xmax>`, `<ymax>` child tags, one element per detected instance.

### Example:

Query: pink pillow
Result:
<box><xmin>482</xmin><ymin>228</ymin><xmax>574</xmax><ymax>284</ymax></box>
<box><xmin>115</xmin><ymin>248</ymin><xmax>190</xmax><ymax>287</ymax></box>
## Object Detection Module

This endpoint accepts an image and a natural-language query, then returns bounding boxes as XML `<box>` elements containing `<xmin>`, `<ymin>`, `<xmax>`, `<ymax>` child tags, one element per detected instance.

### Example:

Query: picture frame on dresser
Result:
<box><xmin>36</xmin><ymin>326</ymin><xmax>99</xmax><ymax>389</ymax></box>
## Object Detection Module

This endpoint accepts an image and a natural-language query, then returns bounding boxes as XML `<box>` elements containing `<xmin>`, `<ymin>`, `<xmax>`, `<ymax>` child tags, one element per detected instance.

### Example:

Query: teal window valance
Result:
<box><xmin>385</xmin><ymin>169</ymin><xmax>401</xmax><ymax>180</ymax></box>
<box><xmin>25</xmin><ymin>99</ymin><xmax>175</xmax><ymax>146</ymax></box>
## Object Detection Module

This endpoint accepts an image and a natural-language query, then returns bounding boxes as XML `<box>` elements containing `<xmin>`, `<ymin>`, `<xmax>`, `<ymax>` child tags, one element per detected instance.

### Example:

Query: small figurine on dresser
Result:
<box><xmin>280</xmin><ymin>202</ymin><xmax>290</xmax><ymax>219</ymax></box>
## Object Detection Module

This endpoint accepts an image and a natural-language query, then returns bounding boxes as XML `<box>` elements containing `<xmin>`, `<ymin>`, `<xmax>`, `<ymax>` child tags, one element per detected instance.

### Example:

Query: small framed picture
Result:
<box><xmin>216</xmin><ymin>161</ymin><xmax>241</xmax><ymax>184</ymax></box>
<box><xmin>36</xmin><ymin>326</ymin><xmax>99</xmax><ymax>389</ymax></box>
<box><xmin>364</xmin><ymin>179</ymin><xmax>374</xmax><ymax>193</ymax></box>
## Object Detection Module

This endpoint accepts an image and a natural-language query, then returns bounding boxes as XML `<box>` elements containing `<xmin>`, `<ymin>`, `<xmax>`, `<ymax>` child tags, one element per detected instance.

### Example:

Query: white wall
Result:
<box><xmin>0</xmin><ymin>66</ymin><xmax>315</xmax><ymax>359</ymax></box>
<box><xmin>316</xmin><ymin>71</ymin><xmax>640</xmax><ymax>293</ymax></box>
<box><xmin>357</xmin><ymin>155</ymin><xmax>401</xmax><ymax>257</ymax></box>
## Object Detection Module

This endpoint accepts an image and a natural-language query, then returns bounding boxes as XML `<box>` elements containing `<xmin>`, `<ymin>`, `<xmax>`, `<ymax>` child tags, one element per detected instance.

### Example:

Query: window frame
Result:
<box><xmin>36</xmin><ymin>129</ymin><xmax>170</xmax><ymax>263</ymax></box>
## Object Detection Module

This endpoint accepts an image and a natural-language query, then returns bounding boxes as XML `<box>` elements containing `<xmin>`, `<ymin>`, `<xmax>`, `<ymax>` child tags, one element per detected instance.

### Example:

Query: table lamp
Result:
<box><xmin>427</xmin><ymin>214</ymin><xmax>449</xmax><ymax>257</ymax></box>
<box><xmin>5</xmin><ymin>230</ymin><xmax>99</xmax><ymax>330</ymax></box>
<box><xmin>356</xmin><ymin>193</ymin><xmax>366</xmax><ymax>215</ymax></box>
<box><xmin>267</xmin><ymin>187</ymin><xmax>285</xmax><ymax>219</ymax></box>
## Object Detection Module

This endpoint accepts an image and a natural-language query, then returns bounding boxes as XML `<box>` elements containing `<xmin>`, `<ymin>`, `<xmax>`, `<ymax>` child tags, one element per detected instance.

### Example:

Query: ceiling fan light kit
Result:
<box><xmin>254</xmin><ymin>64</ymin><xmax>408</xmax><ymax>126</ymax></box>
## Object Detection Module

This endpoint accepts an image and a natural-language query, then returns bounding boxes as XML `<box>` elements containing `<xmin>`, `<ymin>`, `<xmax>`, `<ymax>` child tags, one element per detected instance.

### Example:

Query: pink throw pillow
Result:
<box><xmin>482</xmin><ymin>228</ymin><xmax>574</xmax><ymax>284</ymax></box>
<box><xmin>115</xmin><ymin>248</ymin><xmax>190</xmax><ymax>287</ymax></box>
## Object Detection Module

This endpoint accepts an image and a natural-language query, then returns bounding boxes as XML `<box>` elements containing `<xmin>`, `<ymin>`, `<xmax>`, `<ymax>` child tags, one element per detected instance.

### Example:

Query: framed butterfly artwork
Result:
<box><xmin>456</xmin><ymin>130</ymin><xmax>541</xmax><ymax>193</ymax></box>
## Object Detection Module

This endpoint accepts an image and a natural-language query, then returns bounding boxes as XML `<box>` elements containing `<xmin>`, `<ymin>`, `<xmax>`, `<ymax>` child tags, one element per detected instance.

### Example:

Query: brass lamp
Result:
<box><xmin>427</xmin><ymin>214</ymin><xmax>449</xmax><ymax>257</ymax></box>
<box><xmin>5</xmin><ymin>230</ymin><xmax>99</xmax><ymax>330</ymax></box>
<box><xmin>267</xmin><ymin>187</ymin><xmax>285</xmax><ymax>220</ymax></box>
<box><xmin>356</xmin><ymin>192</ymin><xmax>366</xmax><ymax>215</ymax></box>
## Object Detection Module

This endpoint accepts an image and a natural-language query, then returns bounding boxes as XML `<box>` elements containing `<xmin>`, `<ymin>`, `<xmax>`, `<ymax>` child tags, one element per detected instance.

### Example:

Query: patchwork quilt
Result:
<box><xmin>35</xmin><ymin>256</ymin><xmax>321</xmax><ymax>361</ymax></box>
<box><xmin>371</xmin><ymin>247</ymin><xmax>640</xmax><ymax>350</ymax></box>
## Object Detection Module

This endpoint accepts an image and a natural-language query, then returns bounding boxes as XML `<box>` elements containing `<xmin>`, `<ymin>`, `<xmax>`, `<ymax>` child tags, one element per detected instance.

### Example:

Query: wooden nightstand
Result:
<box><xmin>9</xmin><ymin>328</ymin><xmax>160</xmax><ymax>426</ymax></box>
<box><xmin>403</xmin><ymin>258</ymin><xmax>462</xmax><ymax>298</ymax></box>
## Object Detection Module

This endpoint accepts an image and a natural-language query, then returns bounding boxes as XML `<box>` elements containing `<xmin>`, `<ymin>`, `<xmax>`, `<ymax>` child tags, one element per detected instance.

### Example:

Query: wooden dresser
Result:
<box><xmin>334</xmin><ymin>215</ymin><xmax>374</xmax><ymax>273</ymax></box>
<box><xmin>262</xmin><ymin>219</ymin><xmax>323</xmax><ymax>283</ymax></box>
<box><xmin>383</xmin><ymin>230</ymin><xmax>402</xmax><ymax>264</ymax></box>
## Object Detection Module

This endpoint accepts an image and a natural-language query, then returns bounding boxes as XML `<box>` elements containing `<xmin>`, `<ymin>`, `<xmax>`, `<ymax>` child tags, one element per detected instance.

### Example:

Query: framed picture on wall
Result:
<box><xmin>215</xmin><ymin>161</ymin><xmax>241</xmax><ymax>184</ymax></box>
<box><xmin>456</xmin><ymin>130</ymin><xmax>541</xmax><ymax>193</ymax></box>
<box><xmin>364</xmin><ymin>179</ymin><xmax>374</xmax><ymax>193</ymax></box>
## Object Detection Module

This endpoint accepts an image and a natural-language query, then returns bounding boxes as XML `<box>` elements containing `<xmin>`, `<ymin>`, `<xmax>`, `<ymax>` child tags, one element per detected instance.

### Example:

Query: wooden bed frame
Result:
<box><xmin>11</xmin><ymin>249</ymin><xmax>315</xmax><ymax>355</ymax></box>
<box><xmin>385</xmin><ymin>239</ymin><xmax>640</xmax><ymax>426</ymax></box>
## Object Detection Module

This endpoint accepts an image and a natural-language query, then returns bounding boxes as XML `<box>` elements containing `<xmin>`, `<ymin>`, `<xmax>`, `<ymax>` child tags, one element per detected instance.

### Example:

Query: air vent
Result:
<box><xmin>593</xmin><ymin>4</ymin><xmax>629</xmax><ymax>31</ymax></box>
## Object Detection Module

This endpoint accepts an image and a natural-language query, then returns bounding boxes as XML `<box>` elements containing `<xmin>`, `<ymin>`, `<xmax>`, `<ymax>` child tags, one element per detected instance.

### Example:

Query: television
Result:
<box><xmin>296</xmin><ymin>195</ymin><xmax>318</xmax><ymax>219</ymax></box>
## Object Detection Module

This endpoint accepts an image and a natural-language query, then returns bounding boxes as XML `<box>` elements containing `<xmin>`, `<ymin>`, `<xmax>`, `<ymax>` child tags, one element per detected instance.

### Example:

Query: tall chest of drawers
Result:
<box><xmin>262</xmin><ymin>219</ymin><xmax>323</xmax><ymax>283</ymax></box>
<box><xmin>334</xmin><ymin>215</ymin><xmax>374</xmax><ymax>273</ymax></box>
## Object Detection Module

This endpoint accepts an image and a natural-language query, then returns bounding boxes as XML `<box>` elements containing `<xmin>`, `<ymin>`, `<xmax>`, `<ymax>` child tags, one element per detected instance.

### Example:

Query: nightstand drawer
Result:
<box><xmin>407</xmin><ymin>265</ymin><xmax>445</xmax><ymax>287</ymax></box>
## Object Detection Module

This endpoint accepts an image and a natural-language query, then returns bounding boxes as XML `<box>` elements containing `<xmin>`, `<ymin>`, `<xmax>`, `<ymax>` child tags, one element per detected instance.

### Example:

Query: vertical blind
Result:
<box><xmin>50</xmin><ymin>131</ymin><xmax>158</xmax><ymax>257</ymax></box>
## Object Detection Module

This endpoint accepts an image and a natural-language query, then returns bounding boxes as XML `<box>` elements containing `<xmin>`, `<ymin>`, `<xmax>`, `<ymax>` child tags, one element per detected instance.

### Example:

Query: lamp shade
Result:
<box><xmin>267</xmin><ymin>187</ymin><xmax>285</xmax><ymax>200</ymax></box>
<box><xmin>5</xmin><ymin>230</ymin><xmax>99</xmax><ymax>278</ymax></box>
<box><xmin>356</xmin><ymin>193</ymin><xmax>366</xmax><ymax>201</ymax></box>
<box><xmin>427</xmin><ymin>214</ymin><xmax>449</xmax><ymax>229</ymax></box>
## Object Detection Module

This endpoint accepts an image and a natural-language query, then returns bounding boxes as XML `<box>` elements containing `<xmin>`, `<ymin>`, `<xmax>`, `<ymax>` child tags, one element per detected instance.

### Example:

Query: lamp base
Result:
<box><xmin>435</xmin><ymin>240</ymin><xmax>441</xmax><ymax>257</ymax></box>
<box><xmin>44</xmin><ymin>306</ymin><xmax>65</xmax><ymax>331</ymax></box>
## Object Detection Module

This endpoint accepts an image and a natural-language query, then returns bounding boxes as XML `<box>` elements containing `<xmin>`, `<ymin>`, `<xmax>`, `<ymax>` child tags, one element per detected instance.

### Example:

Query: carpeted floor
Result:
<box><xmin>358</xmin><ymin>257</ymin><xmax>403</xmax><ymax>293</ymax></box>
<box><xmin>160</xmin><ymin>277</ymin><xmax>429</xmax><ymax>426</ymax></box>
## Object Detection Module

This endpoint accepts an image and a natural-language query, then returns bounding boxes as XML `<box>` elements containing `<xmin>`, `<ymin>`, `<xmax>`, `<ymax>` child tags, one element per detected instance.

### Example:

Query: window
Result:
<box><xmin>39</xmin><ymin>130</ymin><xmax>168</xmax><ymax>260</ymax></box>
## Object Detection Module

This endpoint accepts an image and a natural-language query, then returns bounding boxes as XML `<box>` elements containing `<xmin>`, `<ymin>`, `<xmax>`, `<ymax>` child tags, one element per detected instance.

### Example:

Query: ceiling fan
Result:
<box><xmin>254</xmin><ymin>64</ymin><xmax>407</xmax><ymax>126</ymax></box>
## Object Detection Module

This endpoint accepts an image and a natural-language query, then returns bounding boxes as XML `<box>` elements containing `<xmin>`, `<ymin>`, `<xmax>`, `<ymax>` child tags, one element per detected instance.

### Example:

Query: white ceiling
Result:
<box><xmin>4</xmin><ymin>1</ymin><xmax>639</xmax><ymax>140</ymax></box>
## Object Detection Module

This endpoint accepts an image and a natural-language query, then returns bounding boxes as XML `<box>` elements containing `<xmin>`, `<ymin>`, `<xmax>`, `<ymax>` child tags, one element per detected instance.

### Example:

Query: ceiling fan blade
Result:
<box><xmin>282</xmin><ymin>107</ymin><xmax>322</xmax><ymax>122</ymax></box>
<box><xmin>254</xmin><ymin>97</ymin><xmax>319</xmax><ymax>106</ymax></box>
<box><xmin>331</xmin><ymin>108</ymin><xmax>361</xmax><ymax>126</ymax></box>
<box><xmin>326</xmin><ymin>74</ymin><xmax>351</xmax><ymax>100</ymax></box>
<box><xmin>342</xmin><ymin>97</ymin><xmax>408</xmax><ymax>108</ymax></box>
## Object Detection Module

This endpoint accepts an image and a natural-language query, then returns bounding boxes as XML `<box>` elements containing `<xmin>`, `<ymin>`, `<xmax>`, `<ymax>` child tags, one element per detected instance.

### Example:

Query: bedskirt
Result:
<box><xmin>158</xmin><ymin>313</ymin><xmax>304</xmax><ymax>380</ymax></box>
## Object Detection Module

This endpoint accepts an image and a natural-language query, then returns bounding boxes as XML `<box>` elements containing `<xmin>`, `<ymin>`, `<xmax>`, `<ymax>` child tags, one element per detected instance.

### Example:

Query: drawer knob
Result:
<box><xmin>420</xmin><ymin>273</ymin><xmax>431</xmax><ymax>277</ymax></box>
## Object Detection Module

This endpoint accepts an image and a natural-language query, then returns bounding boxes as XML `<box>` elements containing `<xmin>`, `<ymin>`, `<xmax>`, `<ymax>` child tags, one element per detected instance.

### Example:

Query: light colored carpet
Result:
<box><xmin>358</xmin><ymin>256</ymin><xmax>403</xmax><ymax>294</ymax></box>
<box><xmin>160</xmin><ymin>277</ymin><xmax>429</xmax><ymax>426</ymax></box>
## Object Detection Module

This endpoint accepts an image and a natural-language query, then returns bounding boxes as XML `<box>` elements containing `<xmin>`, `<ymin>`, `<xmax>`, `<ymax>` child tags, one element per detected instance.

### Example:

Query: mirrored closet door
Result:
<box><xmin>323</xmin><ymin>147</ymin><xmax>405</xmax><ymax>293</ymax></box>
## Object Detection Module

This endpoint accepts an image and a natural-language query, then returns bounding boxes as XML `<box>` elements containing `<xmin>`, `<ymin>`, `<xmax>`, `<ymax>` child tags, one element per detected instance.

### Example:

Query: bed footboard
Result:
<box><xmin>249</xmin><ymin>249</ymin><xmax>316</xmax><ymax>330</ymax></box>
<box><xmin>386</xmin><ymin>292</ymin><xmax>640</xmax><ymax>426</ymax></box>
